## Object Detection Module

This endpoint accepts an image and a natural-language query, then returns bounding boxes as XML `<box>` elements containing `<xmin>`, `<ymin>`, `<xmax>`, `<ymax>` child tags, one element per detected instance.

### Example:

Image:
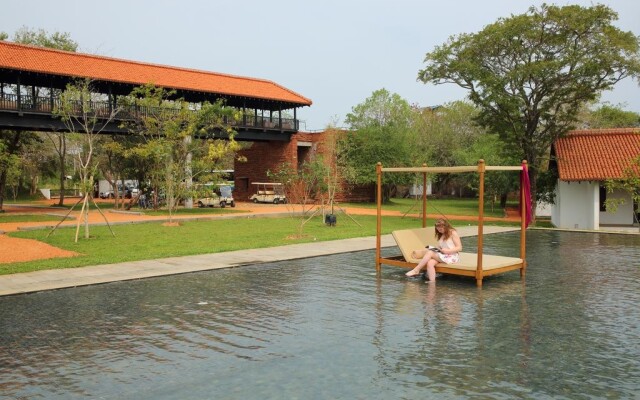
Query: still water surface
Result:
<box><xmin>1</xmin><ymin>230</ymin><xmax>639</xmax><ymax>399</ymax></box>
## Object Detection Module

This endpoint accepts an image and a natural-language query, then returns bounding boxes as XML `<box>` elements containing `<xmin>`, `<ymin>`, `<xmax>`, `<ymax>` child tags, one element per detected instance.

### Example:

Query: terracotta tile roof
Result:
<box><xmin>0</xmin><ymin>41</ymin><xmax>312</xmax><ymax>106</ymax></box>
<box><xmin>554</xmin><ymin>128</ymin><xmax>640</xmax><ymax>181</ymax></box>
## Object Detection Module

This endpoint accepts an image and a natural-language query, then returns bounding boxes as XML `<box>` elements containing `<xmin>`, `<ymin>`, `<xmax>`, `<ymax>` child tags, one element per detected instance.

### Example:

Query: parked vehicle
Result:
<box><xmin>100</xmin><ymin>184</ymin><xmax>138</xmax><ymax>199</ymax></box>
<box><xmin>249</xmin><ymin>182</ymin><xmax>287</xmax><ymax>204</ymax></box>
<box><xmin>197</xmin><ymin>185</ymin><xmax>235</xmax><ymax>208</ymax></box>
<box><xmin>98</xmin><ymin>179</ymin><xmax>139</xmax><ymax>199</ymax></box>
<box><xmin>100</xmin><ymin>185</ymin><xmax>126</xmax><ymax>199</ymax></box>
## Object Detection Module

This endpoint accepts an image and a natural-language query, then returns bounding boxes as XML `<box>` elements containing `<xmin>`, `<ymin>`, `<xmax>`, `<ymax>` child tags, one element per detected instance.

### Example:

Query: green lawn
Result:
<box><xmin>343</xmin><ymin>197</ymin><xmax>515</xmax><ymax>218</ymax></box>
<box><xmin>0</xmin><ymin>214</ymin><xmax>68</xmax><ymax>223</ymax></box>
<box><xmin>5</xmin><ymin>199</ymin><xmax>116</xmax><ymax>210</ymax></box>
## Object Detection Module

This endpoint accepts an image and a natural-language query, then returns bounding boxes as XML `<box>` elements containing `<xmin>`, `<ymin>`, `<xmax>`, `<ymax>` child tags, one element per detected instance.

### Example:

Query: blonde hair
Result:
<box><xmin>434</xmin><ymin>218</ymin><xmax>454</xmax><ymax>241</ymax></box>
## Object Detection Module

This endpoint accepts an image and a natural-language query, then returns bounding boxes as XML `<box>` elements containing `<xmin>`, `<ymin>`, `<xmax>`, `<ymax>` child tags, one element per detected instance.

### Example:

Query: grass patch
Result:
<box><xmin>13</xmin><ymin>200</ymin><xmax>119</xmax><ymax>211</ymax></box>
<box><xmin>343</xmin><ymin>197</ymin><xmax>514</xmax><ymax>218</ymax></box>
<box><xmin>0</xmin><ymin>214</ymin><xmax>68</xmax><ymax>223</ymax></box>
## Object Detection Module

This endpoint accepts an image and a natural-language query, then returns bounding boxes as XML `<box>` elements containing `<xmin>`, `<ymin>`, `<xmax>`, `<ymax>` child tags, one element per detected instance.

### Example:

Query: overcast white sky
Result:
<box><xmin>3</xmin><ymin>0</ymin><xmax>639</xmax><ymax>130</ymax></box>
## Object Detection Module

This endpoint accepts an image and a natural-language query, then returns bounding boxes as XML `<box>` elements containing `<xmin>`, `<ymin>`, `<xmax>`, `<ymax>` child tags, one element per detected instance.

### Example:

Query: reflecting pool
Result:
<box><xmin>1</xmin><ymin>230</ymin><xmax>639</xmax><ymax>399</ymax></box>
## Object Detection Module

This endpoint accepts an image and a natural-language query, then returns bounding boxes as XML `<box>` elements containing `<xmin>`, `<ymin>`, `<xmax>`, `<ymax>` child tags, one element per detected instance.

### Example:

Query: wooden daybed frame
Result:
<box><xmin>375</xmin><ymin>160</ymin><xmax>529</xmax><ymax>287</ymax></box>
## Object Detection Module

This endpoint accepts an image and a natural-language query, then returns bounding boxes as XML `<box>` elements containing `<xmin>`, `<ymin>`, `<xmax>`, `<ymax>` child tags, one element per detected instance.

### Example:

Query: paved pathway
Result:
<box><xmin>0</xmin><ymin>225</ymin><xmax>520</xmax><ymax>296</ymax></box>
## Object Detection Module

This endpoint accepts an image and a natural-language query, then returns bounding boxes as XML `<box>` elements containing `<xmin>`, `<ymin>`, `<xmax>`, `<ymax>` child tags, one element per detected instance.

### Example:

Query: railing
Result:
<box><xmin>0</xmin><ymin>94</ymin><xmax>299</xmax><ymax>132</ymax></box>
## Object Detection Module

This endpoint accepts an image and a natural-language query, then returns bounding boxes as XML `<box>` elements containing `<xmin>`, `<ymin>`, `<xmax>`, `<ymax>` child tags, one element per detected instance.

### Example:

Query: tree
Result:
<box><xmin>418</xmin><ymin>4</ymin><xmax>640</xmax><ymax>218</ymax></box>
<box><xmin>605</xmin><ymin>155</ymin><xmax>640</xmax><ymax>231</ymax></box>
<box><xmin>410</xmin><ymin>101</ymin><xmax>493</xmax><ymax>196</ymax></box>
<box><xmin>97</xmin><ymin>138</ymin><xmax>128</xmax><ymax>208</ymax></box>
<box><xmin>120</xmin><ymin>84</ymin><xmax>240</xmax><ymax>222</ymax></box>
<box><xmin>43</xmin><ymin>130</ymin><xmax>78</xmax><ymax>206</ymax></box>
<box><xmin>20</xmin><ymin>133</ymin><xmax>57</xmax><ymax>196</ymax></box>
<box><xmin>581</xmin><ymin>104</ymin><xmax>640</xmax><ymax>129</ymax></box>
<box><xmin>318</xmin><ymin>126</ymin><xmax>344</xmax><ymax>213</ymax></box>
<box><xmin>339</xmin><ymin>89</ymin><xmax>414</xmax><ymax>201</ymax></box>
<box><xmin>269</xmin><ymin>159</ymin><xmax>327</xmax><ymax>239</ymax></box>
<box><xmin>12</xmin><ymin>26</ymin><xmax>78</xmax><ymax>51</ymax></box>
<box><xmin>346</xmin><ymin>88</ymin><xmax>413</xmax><ymax>129</ymax></box>
<box><xmin>0</xmin><ymin>139</ymin><xmax>20</xmax><ymax>201</ymax></box>
<box><xmin>454</xmin><ymin>133</ymin><xmax>519</xmax><ymax>210</ymax></box>
<box><xmin>53</xmin><ymin>79</ymin><xmax>120</xmax><ymax>241</ymax></box>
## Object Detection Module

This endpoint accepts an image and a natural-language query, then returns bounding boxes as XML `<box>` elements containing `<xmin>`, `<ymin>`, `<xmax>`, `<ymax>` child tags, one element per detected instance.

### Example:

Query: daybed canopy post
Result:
<box><xmin>422</xmin><ymin>163</ymin><xmax>427</xmax><ymax>228</ymax></box>
<box><xmin>520</xmin><ymin>160</ymin><xmax>528</xmax><ymax>278</ymax></box>
<box><xmin>476</xmin><ymin>159</ymin><xmax>486</xmax><ymax>287</ymax></box>
<box><xmin>376</xmin><ymin>162</ymin><xmax>383</xmax><ymax>273</ymax></box>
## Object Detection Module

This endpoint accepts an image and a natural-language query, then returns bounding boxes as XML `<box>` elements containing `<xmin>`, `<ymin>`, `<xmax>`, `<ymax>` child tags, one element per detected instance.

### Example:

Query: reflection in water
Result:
<box><xmin>1</xmin><ymin>231</ymin><xmax>639</xmax><ymax>399</ymax></box>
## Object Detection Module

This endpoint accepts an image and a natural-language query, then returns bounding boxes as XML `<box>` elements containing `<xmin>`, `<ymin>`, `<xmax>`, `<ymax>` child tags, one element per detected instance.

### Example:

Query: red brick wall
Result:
<box><xmin>234</xmin><ymin>140</ymin><xmax>296</xmax><ymax>201</ymax></box>
<box><xmin>233</xmin><ymin>131</ymin><xmax>375</xmax><ymax>202</ymax></box>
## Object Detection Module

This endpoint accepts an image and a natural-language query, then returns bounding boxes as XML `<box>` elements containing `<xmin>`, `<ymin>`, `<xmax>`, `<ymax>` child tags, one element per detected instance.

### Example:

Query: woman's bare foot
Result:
<box><xmin>405</xmin><ymin>269</ymin><xmax>421</xmax><ymax>277</ymax></box>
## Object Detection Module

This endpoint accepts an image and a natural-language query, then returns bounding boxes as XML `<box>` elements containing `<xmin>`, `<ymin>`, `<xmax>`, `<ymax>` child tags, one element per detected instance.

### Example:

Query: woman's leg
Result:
<box><xmin>425</xmin><ymin>259</ymin><xmax>438</xmax><ymax>282</ymax></box>
<box><xmin>406</xmin><ymin>250</ymin><xmax>435</xmax><ymax>277</ymax></box>
<box><xmin>425</xmin><ymin>253</ymin><xmax>444</xmax><ymax>282</ymax></box>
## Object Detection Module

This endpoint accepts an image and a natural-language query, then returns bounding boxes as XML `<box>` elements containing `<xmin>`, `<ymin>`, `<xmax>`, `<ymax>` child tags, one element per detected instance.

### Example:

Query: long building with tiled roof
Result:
<box><xmin>553</xmin><ymin>128</ymin><xmax>640</xmax><ymax>181</ymax></box>
<box><xmin>0</xmin><ymin>40</ymin><xmax>312</xmax><ymax>138</ymax></box>
<box><xmin>0</xmin><ymin>40</ymin><xmax>311</xmax><ymax>109</ymax></box>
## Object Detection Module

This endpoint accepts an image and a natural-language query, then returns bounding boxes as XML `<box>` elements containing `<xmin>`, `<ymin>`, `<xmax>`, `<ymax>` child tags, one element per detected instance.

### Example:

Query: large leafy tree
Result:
<box><xmin>454</xmin><ymin>132</ymin><xmax>519</xmax><ymax>210</ymax></box>
<box><xmin>418</xmin><ymin>4</ymin><xmax>640</xmax><ymax>214</ymax></box>
<box><xmin>410</xmin><ymin>101</ymin><xmax>488</xmax><ymax>193</ymax></box>
<box><xmin>411</xmin><ymin>101</ymin><xmax>518</xmax><ymax>204</ymax></box>
<box><xmin>581</xmin><ymin>104</ymin><xmax>640</xmax><ymax>129</ymax></box>
<box><xmin>11</xmin><ymin>26</ymin><xmax>78</xmax><ymax>51</ymax></box>
<box><xmin>339</xmin><ymin>89</ymin><xmax>414</xmax><ymax>201</ymax></box>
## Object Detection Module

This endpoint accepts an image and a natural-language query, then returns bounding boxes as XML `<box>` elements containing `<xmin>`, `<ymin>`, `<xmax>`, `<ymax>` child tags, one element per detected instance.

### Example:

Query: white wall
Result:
<box><xmin>601</xmin><ymin>188</ymin><xmax>634</xmax><ymax>225</ymax></box>
<box><xmin>552</xmin><ymin>180</ymin><xmax>599</xmax><ymax>229</ymax></box>
<box><xmin>409</xmin><ymin>182</ymin><xmax>432</xmax><ymax>196</ymax></box>
<box><xmin>552</xmin><ymin>181</ymin><xmax>635</xmax><ymax>229</ymax></box>
<box><xmin>536</xmin><ymin>201</ymin><xmax>552</xmax><ymax>217</ymax></box>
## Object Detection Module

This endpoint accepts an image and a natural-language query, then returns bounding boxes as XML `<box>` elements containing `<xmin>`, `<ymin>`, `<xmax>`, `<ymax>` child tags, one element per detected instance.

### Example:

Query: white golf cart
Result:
<box><xmin>197</xmin><ymin>184</ymin><xmax>235</xmax><ymax>208</ymax></box>
<box><xmin>249</xmin><ymin>182</ymin><xmax>287</xmax><ymax>204</ymax></box>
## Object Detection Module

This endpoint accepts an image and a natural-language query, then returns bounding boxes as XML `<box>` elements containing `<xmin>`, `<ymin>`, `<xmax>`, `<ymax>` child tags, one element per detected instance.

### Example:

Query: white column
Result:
<box><xmin>588</xmin><ymin>182</ymin><xmax>599</xmax><ymax>230</ymax></box>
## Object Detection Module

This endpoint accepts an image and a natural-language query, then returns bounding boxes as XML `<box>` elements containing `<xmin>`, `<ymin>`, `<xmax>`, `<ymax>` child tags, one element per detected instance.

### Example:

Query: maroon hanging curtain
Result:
<box><xmin>520</xmin><ymin>163</ymin><xmax>532</xmax><ymax>228</ymax></box>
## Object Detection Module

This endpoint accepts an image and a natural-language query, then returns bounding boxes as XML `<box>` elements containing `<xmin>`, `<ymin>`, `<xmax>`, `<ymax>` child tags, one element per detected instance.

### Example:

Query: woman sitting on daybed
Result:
<box><xmin>405</xmin><ymin>218</ymin><xmax>462</xmax><ymax>282</ymax></box>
